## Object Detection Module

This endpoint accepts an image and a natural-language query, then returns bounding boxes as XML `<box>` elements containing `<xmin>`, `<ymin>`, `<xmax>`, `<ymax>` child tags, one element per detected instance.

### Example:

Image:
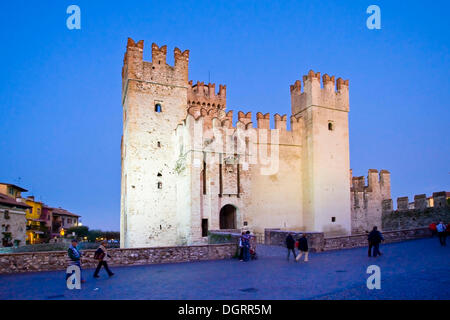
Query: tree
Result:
<box><xmin>87</xmin><ymin>229</ymin><xmax>102</xmax><ymax>242</ymax></box>
<box><xmin>67</xmin><ymin>226</ymin><xmax>89</xmax><ymax>238</ymax></box>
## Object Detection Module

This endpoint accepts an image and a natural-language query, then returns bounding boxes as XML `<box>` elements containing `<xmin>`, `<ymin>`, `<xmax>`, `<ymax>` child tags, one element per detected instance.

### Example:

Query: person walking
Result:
<box><xmin>93</xmin><ymin>240</ymin><xmax>115</xmax><ymax>278</ymax></box>
<box><xmin>238</xmin><ymin>232</ymin><xmax>245</xmax><ymax>261</ymax></box>
<box><xmin>368</xmin><ymin>226</ymin><xmax>384</xmax><ymax>257</ymax></box>
<box><xmin>295</xmin><ymin>234</ymin><xmax>309</xmax><ymax>262</ymax></box>
<box><xmin>436</xmin><ymin>221</ymin><xmax>447</xmax><ymax>246</ymax></box>
<box><xmin>67</xmin><ymin>239</ymin><xmax>85</xmax><ymax>283</ymax></box>
<box><xmin>285</xmin><ymin>233</ymin><xmax>296</xmax><ymax>261</ymax></box>
<box><xmin>242</xmin><ymin>232</ymin><xmax>251</xmax><ymax>262</ymax></box>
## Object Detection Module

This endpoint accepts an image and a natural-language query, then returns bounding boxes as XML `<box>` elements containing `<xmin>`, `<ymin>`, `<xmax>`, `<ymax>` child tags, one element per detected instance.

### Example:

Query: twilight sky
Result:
<box><xmin>0</xmin><ymin>1</ymin><xmax>448</xmax><ymax>231</ymax></box>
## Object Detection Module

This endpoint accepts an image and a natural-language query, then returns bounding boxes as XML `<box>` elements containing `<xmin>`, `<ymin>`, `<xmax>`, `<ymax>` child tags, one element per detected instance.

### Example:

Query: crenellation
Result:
<box><xmin>274</xmin><ymin>114</ymin><xmax>287</xmax><ymax>131</ymax></box>
<box><xmin>351</xmin><ymin>176</ymin><xmax>365</xmax><ymax>192</ymax></box>
<box><xmin>123</xmin><ymin>38</ymin><xmax>144</xmax><ymax>80</ymax></box>
<box><xmin>188</xmin><ymin>80</ymin><xmax>226</xmax><ymax>109</ymax></box>
<box><xmin>291</xmin><ymin>69</ymin><xmax>349</xmax><ymax>116</ymax></box>
<box><xmin>237</xmin><ymin>111</ymin><xmax>252</xmax><ymax>127</ymax></box>
<box><xmin>290</xmin><ymin>115</ymin><xmax>302</xmax><ymax>133</ymax></box>
<box><xmin>397</xmin><ymin>197</ymin><xmax>409</xmax><ymax>210</ymax></box>
<box><xmin>433</xmin><ymin>191</ymin><xmax>448</xmax><ymax>208</ymax></box>
<box><xmin>414</xmin><ymin>194</ymin><xmax>427</xmax><ymax>209</ymax></box>
<box><xmin>122</xmin><ymin>39</ymin><xmax>189</xmax><ymax>89</ymax></box>
<box><xmin>256</xmin><ymin>112</ymin><xmax>270</xmax><ymax>129</ymax></box>
<box><xmin>367</xmin><ymin>169</ymin><xmax>379</xmax><ymax>192</ymax></box>
<box><xmin>322</xmin><ymin>74</ymin><xmax>336</xmax><ymax>90</ymax></box>
<box><xmin>151</xmin><ymin>43</ymin><xmax>167</xmax><ymax>66</ymax></box>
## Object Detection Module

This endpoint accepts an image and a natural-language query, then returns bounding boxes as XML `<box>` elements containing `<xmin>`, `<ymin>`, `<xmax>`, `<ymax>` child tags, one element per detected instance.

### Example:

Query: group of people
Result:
<box><xmin>285</xmin><ymin>233</ymin><xmax>309</xmax><ymax>262</ymax></box>
<box><xmin>285</xmin><ymin>227</ymin><xmax>383</xmax><ymax>260</ymax></box>
<box><xmin>67</xmin><ymin>238</ymin><xmax>115</xmax><ymax>283</ymax></box>
<box><xmin>238</xmin><ymin>231</ymin><xmax>256</xmax><ymax>262</ymax></box>
<box><xmin>429</xmin><ymin>221</ymin><xmax>449</xmax><ymax>246</ymax></box>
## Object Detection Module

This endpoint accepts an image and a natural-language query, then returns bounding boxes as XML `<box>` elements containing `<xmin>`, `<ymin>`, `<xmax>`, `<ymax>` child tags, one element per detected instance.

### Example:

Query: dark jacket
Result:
<box><xmin>368</xmin><ymin>230</ymin><xmax>384</xmax><ymax>244</ymax></box>
<box><xmin>68</xmin><ymin>246</ymin><xmax>81</xmax><ymax>261</ymax></box>
<box><xmin>285</xmin><ymin>235</ymin><xmax>295</xmax><ymax>249</ymax></box>
<box><xmin>298</xmin><ymin>237</ymin><xmax>308</xmax><ymax>252</ymax></box>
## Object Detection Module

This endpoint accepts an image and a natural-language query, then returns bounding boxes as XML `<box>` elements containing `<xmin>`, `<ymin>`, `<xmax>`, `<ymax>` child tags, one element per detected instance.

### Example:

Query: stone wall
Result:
<box><xmin>264</xmin><ymin>229</ymin><xmax>324</xmax><ymax>252</ymax></box>
<box><xmin>264</xmin><ymin>227</ymin><xmax>431</xmax><ymax>252</ymax></box>
<box><xmin>0</xmin><ymin>243</ymin><xmax>236</xmax><ymax>274</ymax></box>
<box><xmin>208</xmin><ymin>231</ymin><xmax>241</xmax><ymax>245</ymax></box>
<box><xmin>382</xmin><ymin>207</ymin><xmax>450</xmax><ymax>231</ymax></box>
<box><xmin>323</xmin><ymin>227</ymin><xmax>431</xmax><ymax>251</ymax></box>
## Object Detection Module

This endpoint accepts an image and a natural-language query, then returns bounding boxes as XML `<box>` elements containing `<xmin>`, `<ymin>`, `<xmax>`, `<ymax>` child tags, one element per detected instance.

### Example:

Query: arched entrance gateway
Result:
<box><xmin>219</xmin><ymin>204</ymin><xmax>237</xmax><ymax>229</ymax></box>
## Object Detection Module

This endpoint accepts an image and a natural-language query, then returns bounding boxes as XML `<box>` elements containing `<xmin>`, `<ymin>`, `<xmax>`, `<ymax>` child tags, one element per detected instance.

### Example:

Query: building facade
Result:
<box><xmin>0</xmin><ymin>183</ymin><xmax>81</xmax><ymax>245</ymax></box>
<box><xmin>51</xmin><ymin>207</ymin><xmax>80</xmax><ymax>238</ymax></box>
<box><xmin>120</xmin><ymin>39</ymin><xmax>388</xmax><ymax>248</ymax></box>
<box><xmin>0</xmin><ymin>184</ymin><xmax>29</xmax><ymax>247</ymax></box>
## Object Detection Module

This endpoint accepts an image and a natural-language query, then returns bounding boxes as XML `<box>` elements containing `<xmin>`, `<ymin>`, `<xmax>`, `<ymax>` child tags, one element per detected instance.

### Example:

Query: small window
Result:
<box><xmin>331</xmin><ymin>217</ymin><xmax>336</xmax><ymax>222</ymax></box>
<box><xmin>155</xmin><ymin>103</ymin><xmax>162</xmax><ymax>113</ymax></box>
<box><xmin>202</xmin><ymin>219</ymin><xmax>208</xmax><ymax>237</ymax></box>
<box><xmin>157</xmin><ymin>182</ymin><xmax>163</xmax><ymax>189</ymax></box>
<box><xmin>328</xmin><ymin>122</ymin><xmax>334</xmax><ymax>131</ymax></box>
<box><xmin>243</xmin><ymin>221</ymin><xmax>248</xmax><ymax>226</ymax></box>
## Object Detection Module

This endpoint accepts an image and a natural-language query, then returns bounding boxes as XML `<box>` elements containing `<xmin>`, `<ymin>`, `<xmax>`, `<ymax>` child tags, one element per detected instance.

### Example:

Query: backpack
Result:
<box><xmin>94</xmin><ymin>248</ymin><xmax>105</xmax><ymax>261</ymax></box>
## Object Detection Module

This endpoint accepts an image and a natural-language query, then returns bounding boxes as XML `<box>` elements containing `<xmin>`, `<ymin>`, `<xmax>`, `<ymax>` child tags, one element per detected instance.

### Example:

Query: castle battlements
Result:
<box><xmin>185</xmin><ymin>105</ymin><xmax>303</xmax><ymax>139</ymax></box>
<box><xmin>394</xmin><ymin>191</ymin><xmax>449</xmax><ymax>211</ymax></box>
<box><xmin>188</xmin><ymin>81</ymin><xmax>226</xmax><ymax>109</ymax></box>
<box><xmin>122</xmin><ymin>38</ymin><xmax>190</xmax><ymax>87</ymax></box>
<box><xmin>350</xmin><ymin>169</ymin><xmax>392</xmax><ymax>233</ymax></box>
<box><xmin>290</xmin><ymin>70</ymin><xmax>349</xmax><ymax>116</ymax></box>
<box><xmin>350</xmin><ymin>169</ymin><xmax>391</xmax><ymax>201</ymax></box>
<box><xmin>181</xmin><ymin>106</ymin><xmax>303</xmax><ymax>154</ymax></box>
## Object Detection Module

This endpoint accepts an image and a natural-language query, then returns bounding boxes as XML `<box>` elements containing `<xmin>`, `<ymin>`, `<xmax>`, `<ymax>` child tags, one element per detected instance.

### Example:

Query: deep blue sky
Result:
<box><xmin>0</xmin><ymin>1</ymin><xmax>448</xmax><ymax>231</ymax></box>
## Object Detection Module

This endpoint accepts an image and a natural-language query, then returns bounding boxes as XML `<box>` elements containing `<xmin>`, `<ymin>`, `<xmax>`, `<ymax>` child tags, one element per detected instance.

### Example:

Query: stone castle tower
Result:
<box><xmin>121</xmin><ymin>38</ymin><xmax>357</xmax><ymax>248</ymax></box>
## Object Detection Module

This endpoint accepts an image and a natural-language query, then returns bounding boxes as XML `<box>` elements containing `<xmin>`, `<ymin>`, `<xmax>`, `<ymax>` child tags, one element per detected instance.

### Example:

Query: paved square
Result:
<box><xmin>0</xmin><ymin>238</ymin><xmax>449</xmax><ymax>300</ymax></box>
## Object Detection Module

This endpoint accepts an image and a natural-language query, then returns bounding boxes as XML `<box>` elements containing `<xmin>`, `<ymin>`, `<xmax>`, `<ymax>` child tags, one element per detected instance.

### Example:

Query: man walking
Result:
<box><xmin>437</xmin><ymin>221</ymin><xmax>447</xmax><ymax>246</ymax></box>
<box><xmin>368</xmin><ymin>226</ymin><xmax>384</xmax><ymax>257</ymax></box>
<box><xmin>295</xmin><ymin>234</ymin><xmax>309</xmax><ymax>262</ymax></box>
<box><xmin>285</xmin><ymin>233</ymin><xmax>296</xmax><ymax>261</ymax></box>
<box><xmin>67</xmin><ymin>239</ymin><xmax>85</xmax><ymax>283</ymax></box>
<box><xmin>93</xmin><ymin>240</ymin><xmax>115</xmax><ymax>278</ymax></box>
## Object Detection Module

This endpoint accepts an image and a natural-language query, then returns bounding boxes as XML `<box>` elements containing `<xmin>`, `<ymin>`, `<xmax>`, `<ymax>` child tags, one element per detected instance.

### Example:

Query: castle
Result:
<box><xmin>120</xmin><ymin>38</ymin><xmax>392</xmax><ymax>248</ymax></box>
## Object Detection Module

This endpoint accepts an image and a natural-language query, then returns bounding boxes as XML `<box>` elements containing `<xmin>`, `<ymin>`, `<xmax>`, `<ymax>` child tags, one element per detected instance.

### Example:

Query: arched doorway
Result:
<box><xmin>219</xmin><ymin>204</ymin><xmax>237</xmax><ymax>229</ymax></box>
